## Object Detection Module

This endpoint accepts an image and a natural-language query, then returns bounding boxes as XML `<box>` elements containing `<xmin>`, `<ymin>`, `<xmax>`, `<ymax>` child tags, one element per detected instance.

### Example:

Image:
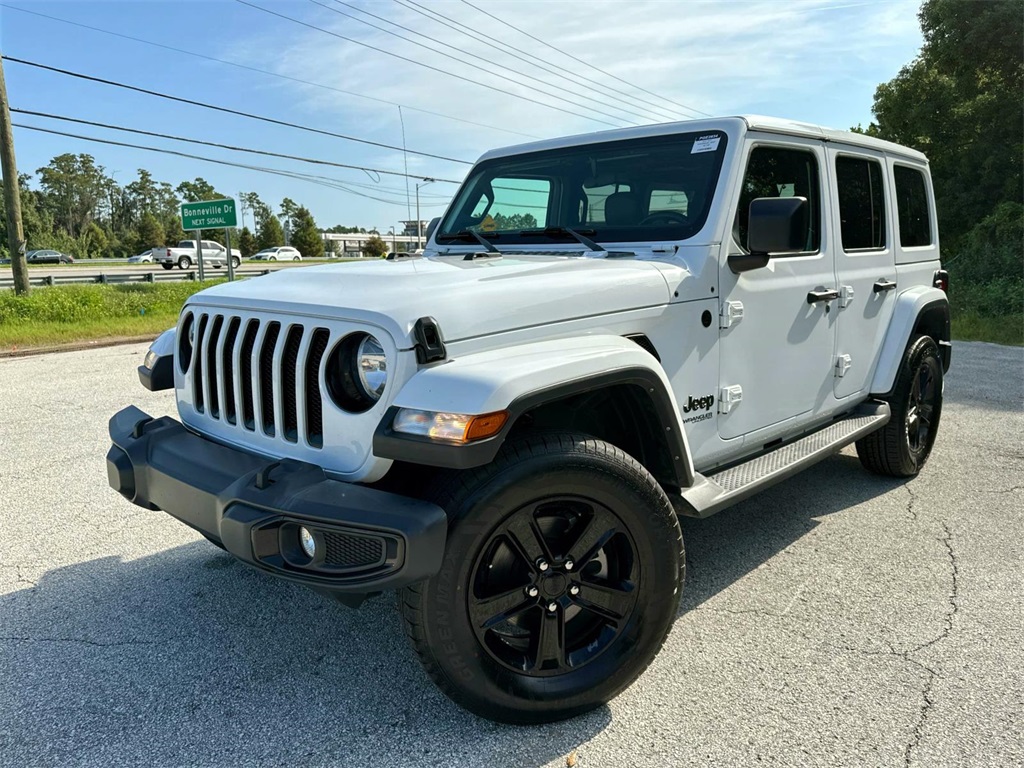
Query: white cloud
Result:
<box><xmin>231</xmin><ymin>0</ymin><xmax>923</xmax><ymax>221</ymax></box>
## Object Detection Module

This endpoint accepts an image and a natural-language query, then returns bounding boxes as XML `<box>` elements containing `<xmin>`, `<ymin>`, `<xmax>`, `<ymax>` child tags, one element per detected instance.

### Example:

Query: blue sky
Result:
<box><xmin>1</xmin><ymin>0</ymin><xmax>924</xmax><ymax>232</ymax></box>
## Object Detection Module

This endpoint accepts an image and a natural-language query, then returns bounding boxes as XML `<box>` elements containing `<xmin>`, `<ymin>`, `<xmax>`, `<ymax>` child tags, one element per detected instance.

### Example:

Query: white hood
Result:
<box><xmin>187</xmin><ymin>254</ymin><xmax>675</xmax><ymax>347</ymax></box>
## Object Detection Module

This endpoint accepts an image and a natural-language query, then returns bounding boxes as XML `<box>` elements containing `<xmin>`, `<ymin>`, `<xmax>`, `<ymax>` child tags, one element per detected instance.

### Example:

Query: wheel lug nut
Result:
<box><xmin>570</xmin><ymin>585</ymin><xmax>580</xmax><ymax>596</ymax></box>
<box><xmin>526</xmin><ymin>586</ymin><xmax>539</xmax><ymax>598</ymax></box>
<box><xmin>547</xmin><ymin>602</ymin><xmax>558</xmax><ymax>613</ymax></box>
<box><xmin>537</xmin><ymin>560</ymin><xmax>550</xmax><ymax>572</ymax></box>
<box><xmin>564</xmin><ymin>559</ymin><xmax>575</xmax><ymax>571</ymax></box>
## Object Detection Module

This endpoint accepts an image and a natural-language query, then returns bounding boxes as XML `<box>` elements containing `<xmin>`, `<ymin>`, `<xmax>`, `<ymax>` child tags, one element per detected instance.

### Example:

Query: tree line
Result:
<box><xmin>858</xmin><ymin>0</ymin><xmax>1022</xmax><ymax>326</ymax></box>
<box><xmin>0</xmin><ymin>157</ymin><xmax>381</xmax><ymax>260</ymax></box>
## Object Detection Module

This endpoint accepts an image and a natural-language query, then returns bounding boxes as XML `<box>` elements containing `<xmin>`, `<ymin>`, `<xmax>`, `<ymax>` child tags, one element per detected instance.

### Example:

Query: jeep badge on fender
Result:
<box><xmin>682</xmin><ymin>394</ymin><xmax>715</xmax><ymax>413</ymax></box>
<box><xmin>108</xmin><ymin>116</ymin><xmax>950</xmax><ymax>724</ymax></box>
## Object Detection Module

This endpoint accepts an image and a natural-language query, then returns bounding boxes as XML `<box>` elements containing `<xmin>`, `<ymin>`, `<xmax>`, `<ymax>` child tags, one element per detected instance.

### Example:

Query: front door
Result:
<box><xmin>718</xmin><ymin>138</ymin><xmax>838</xmax><ymax>440</ymax></box>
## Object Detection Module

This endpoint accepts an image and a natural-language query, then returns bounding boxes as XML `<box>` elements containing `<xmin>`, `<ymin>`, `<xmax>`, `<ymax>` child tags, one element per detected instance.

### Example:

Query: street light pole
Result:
<box><xmin>415</xmin><ymin>177</ymin><xmax>436</xmax><ymax>250</ymax></box>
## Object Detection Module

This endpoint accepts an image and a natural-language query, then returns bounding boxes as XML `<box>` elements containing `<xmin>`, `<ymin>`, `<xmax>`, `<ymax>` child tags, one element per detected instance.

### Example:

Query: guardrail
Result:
<box><xmin>0</xmin><ymin>268</ymin><xmax>274</xmax><ymax>289</ymax></box>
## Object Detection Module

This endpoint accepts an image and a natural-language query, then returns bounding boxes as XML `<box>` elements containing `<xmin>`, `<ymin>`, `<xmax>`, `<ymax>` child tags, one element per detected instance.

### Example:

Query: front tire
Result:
<box><xmin>177</xmin><ymin>256</ymin><xmax>191</xmax><ymax>269</ymax></box>
<box><xmin>857</xmin><ymin>335</ymin><xmax>943</xmax><ymax>477</ymax></box>
<box><xmin>231</xmin><ymin>257</ymin><xmax>241</xmax><ymax>269</ymax></box>
<box><xmin>399</xmin><ymin>432</ymin><xmax>684</xmax><ymax>723</ymax></box>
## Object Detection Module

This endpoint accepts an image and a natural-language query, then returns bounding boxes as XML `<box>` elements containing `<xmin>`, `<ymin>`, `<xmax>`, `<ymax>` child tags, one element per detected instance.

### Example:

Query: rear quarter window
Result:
<box><xmin>893</xmin><ymin>165</ymin><xmax>932</xmax><ymax>247</ymax></box>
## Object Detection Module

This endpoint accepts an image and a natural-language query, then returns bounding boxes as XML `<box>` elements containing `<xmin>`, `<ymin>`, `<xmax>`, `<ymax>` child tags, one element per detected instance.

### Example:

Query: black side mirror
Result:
<box><xmin>729</xmin><ymin>197</ymin><xmax>808</xmax><ymax>273</ymax></box>
<box><xmin>425</xmin><ymin>217</ymin><xmax>441</xmax><ymax>242</ymax></box>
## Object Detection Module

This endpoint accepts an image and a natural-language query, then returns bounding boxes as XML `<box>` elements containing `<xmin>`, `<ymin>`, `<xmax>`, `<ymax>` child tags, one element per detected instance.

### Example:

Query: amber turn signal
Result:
<box><xmin>465</xmin><ymin>411</ymin><xmax>509</xmax><ymax>442</ymax></box>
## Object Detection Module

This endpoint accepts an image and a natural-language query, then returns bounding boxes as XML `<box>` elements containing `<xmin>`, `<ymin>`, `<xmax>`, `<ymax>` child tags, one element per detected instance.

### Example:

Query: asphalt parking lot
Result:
<box><xmin>1</xmin><ymin>341</ymin><xmax>1021</xmax><ymax>767</ymax></box>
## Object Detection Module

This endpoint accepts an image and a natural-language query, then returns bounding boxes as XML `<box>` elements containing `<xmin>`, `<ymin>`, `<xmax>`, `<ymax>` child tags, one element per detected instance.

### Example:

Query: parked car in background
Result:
<box><xmin>26</xmin><ymin>249</ymin><xmax>73</xmax><ymax>264</ymax></box>
<box><xmin>251</xmin><ymin>246</ymin><xmax>302</xmax><ymax>261</ymax></box>
<box><xmin>156</xmin><ymin>240</ymin><xmax>241</xmax><ymax>270</ymax></box>
<box><xmin>128</xmin><ymin>249</ymin><xmax>155</xmax><ymax>264</ymax></box>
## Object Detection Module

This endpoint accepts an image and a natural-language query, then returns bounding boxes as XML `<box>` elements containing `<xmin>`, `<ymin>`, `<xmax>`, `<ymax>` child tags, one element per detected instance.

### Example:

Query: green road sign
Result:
<box><xmin>181</xmin><ymin>198</ymin><xmax>237</xmax><ymax>230</ymax></box>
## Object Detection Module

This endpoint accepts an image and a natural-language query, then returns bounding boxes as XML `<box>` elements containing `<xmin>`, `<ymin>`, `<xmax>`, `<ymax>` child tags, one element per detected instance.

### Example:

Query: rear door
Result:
<box><xmin>828</xmin><ymin>148</ymin><xmax>898</xmax><ymax>398</ymax></box>
<box><xmin>718</xmin><ymin>138</ymin><xmax>838</xmax><ymax>439</ymax></box>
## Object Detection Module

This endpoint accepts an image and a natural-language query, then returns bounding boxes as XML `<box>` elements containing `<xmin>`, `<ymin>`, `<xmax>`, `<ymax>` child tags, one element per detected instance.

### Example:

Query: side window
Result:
<box><xmin>735</xmin><ymin>146</ymin><xmax>821</xmax><ymax>253</ymax></box>
<box><xmin>894</xmin><ymin>166</ymin><xmax>932</xmax><ymax>247</ymax></box>
<box><xmin>835</xmin><ymin>156</ymin><xmax>886</xmax><ymax>250</ymax></box>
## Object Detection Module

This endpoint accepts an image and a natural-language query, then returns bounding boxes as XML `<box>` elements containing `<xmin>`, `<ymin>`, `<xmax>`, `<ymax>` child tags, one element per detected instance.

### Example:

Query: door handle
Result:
<box><xmin>873</xmin><ymin>278</ymin><xmax>898</xmax><ymax>293</ymax></box>
<box><xmin>806</xmin><ymin>288</ymin><xmax>840</xmax><ymax>304</ymax></box>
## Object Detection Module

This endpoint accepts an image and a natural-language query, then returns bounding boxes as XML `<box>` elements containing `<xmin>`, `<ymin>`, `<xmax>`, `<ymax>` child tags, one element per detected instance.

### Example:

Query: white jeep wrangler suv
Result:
<box><xmin>108</xmin><ymin>116</ymin><xmax>950</xmax><ymax>723</ymax></box>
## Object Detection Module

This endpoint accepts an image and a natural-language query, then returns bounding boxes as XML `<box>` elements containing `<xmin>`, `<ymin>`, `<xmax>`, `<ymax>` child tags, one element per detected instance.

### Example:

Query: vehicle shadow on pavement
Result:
<box><xmin>0</xmin><ymin>543</ymin><xmax>609</xmax><ymax>768</ymax></box>
<box><xmin>679</xmin><ymin>451</ymin><xmax>908</xmax><ymax>614</ymax></box>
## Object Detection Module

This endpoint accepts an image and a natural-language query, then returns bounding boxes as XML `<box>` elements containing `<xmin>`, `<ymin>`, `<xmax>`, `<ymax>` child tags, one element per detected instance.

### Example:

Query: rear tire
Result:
<box><xmin>856</xmin><ymin>335</ymin><xmax>943</xmax><ymax>477</ymax></box>
<box><xmin>161</xmin><ymin>263</ymin><xmax>174</xmax><ymax>271</ymax></box>
<box><xmin>399</xmin><ymin>432</ymin><xmax>684</xmax><ymax>723</ymax></box>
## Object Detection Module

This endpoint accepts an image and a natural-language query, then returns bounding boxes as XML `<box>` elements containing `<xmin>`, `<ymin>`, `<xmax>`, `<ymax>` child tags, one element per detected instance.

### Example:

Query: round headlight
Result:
<box><xmin>356</xmin><ymin>335</ymin><xmax>387</xmax><ymax>401</ymax></box>
<box><xmin>325</xmin><ymin>332</ymin><xmax>389</xmax><ymax>413</ymax></box>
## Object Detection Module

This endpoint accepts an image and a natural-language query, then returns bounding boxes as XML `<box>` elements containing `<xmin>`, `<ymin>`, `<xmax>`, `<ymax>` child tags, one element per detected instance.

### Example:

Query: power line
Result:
<box><xmin>458</xmin><ymin>0</ymin><xmax>713</xmax><ymax>118</ymax></box>
<box><xmin>14</xmin><ymin>122</ymin><xmax>452</xmax><ymax>209</ymax></box>
<box><xmin>0</xmin><ymin>2</ymin><xmax>540</xmax><ymax>141</ymax></box>
<box><xmin>235</xmin><ymin>0</ymin><xmax>624</xmax><ymax>129</ymax></box>
<box><xmin>1</xmin><ymin>56</ymin><xmax>473</xmax><ymax>165</ymax></box>
<box><xmin>10</xmin><ymin>108</ymin><xmax>462</xmax><ymax>185</ymax></box>
<box><xmin>321</xmin><ymin>0</ymin><xmax>659</xmax><ymax>125</ymax></box>
<box><xmin>394</xmin><ymin>0</ymin><xmax>687</xmax><ymax>122</ymax></box>
<box><xmin>12</xmin><ymin>123</ymin><xmax>463</xmax><ymax>195</ymax></box>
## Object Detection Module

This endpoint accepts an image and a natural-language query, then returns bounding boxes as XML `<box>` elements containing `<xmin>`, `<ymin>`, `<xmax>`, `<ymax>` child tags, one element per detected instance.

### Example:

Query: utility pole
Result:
<box><xmin>0</xmin><ymin>52</ymin><xmax>29</xmax><ymax>295</ymax></box>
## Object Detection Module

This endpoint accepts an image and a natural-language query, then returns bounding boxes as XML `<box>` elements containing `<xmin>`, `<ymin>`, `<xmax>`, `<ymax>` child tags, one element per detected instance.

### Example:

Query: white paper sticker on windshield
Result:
<box><xmin>691</xmin><ymin>135</ymin><xmax>721</xmax><ymax>153</ymax></box>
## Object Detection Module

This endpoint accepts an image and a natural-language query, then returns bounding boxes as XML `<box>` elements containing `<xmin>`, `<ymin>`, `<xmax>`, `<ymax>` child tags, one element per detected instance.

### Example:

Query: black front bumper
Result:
<box><xmin>106</xmin><ymin>405</ymin><xmax>447</xmax><ymax>595</ymax></box>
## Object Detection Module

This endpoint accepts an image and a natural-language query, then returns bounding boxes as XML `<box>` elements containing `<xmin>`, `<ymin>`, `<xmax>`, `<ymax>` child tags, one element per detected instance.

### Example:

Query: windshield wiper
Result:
<box><xmin>435</xmin><ymin>229</ymin><xmax>500</xmax><ymax>253</ymax></box>
<box><xmin>520</xmin><ymin>226</ymin><xmax>605</xmax><ymax>252</ymax></box>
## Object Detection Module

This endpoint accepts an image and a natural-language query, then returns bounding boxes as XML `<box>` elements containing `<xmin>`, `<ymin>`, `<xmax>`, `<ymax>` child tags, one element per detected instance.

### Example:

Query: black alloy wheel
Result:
<box><xmin>468</xmin><ymin>495</ymin><xmax>639</xmax><ymax>677</ymax></box>
<box><xmin>906</xmin><ymin>353</ymin><xmax>940</xmax><ymax>455</ymax></box>
<box><xmin>857</xmin><ymin>334</ymin><xmax>944</xmax><ymax>477</ymax></box>
<box><xmin>399</xmin><ymin>432</ymin><xmax>683</xmax><ymax>723</ymax></box>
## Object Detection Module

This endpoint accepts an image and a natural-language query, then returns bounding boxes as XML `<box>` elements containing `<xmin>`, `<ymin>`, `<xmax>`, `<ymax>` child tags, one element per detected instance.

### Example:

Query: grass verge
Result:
<box><xmin>0</xmin><ymin>282</ymin><xmax>218</xmax><ymax>351</ymax></box>
<box><xmin>951</xmin><ymin>312</ymin><xmax>1023</xmax><ymax>346</ymax></box>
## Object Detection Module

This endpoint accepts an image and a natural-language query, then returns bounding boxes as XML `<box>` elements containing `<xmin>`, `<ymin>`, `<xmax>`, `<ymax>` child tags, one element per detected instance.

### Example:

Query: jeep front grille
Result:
<box><xmin>187</xmin><ymin>312</ymin><xmax>327</xmax><ymax>448</ymax></box>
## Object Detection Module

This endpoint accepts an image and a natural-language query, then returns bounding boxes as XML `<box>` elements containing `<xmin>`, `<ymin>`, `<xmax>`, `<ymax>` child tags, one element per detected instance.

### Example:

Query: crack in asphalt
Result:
<box><xmin>0</xmin><ymin>636</ymin><xmax>182</xmax><ymax>647</ymax></box>
<box><xmin>897</xmin><ymin>522</ymin><xmax>959</xmax><ymax>767</ymax></box>
<box><xmin>828</xmin><ymin>522</ymin><xmax>959</xmax><ymax>767</ymax></box>
<box><xmin>904</xmin><ymin>484</ymin><xmax>918</xmax><ymax>521</ymax></box>
<box><xmin>907</xmin><ymin>523</ymin><xmax>960</xmax><ymax>655</ymax></box>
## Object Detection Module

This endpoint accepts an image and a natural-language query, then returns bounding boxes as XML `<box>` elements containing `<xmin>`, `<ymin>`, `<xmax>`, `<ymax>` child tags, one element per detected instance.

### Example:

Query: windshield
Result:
<box><xmin>255</xmin><ymin>249</ymin><xmax>277</xmax><ymax>255</ymax></box>
<box><xmin>438</xmin><ymin>131</ymin><xmax>727</xmax><ymax>245</ymax></box>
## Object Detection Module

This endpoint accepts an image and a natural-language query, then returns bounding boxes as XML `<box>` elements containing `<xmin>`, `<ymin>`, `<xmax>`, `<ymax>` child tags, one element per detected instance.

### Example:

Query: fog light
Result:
<box><xmin>299</xmin><ymin>527</ymin><xmax>316</xmax><ymax>559</ymax></box>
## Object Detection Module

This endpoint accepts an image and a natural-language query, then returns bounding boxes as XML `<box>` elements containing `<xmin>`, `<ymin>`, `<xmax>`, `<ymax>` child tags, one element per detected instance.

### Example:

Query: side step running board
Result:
<box><xmin>676</xmin><ymin>402</ymin><xmax>890</xmax><ymax>518</ymax></box>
